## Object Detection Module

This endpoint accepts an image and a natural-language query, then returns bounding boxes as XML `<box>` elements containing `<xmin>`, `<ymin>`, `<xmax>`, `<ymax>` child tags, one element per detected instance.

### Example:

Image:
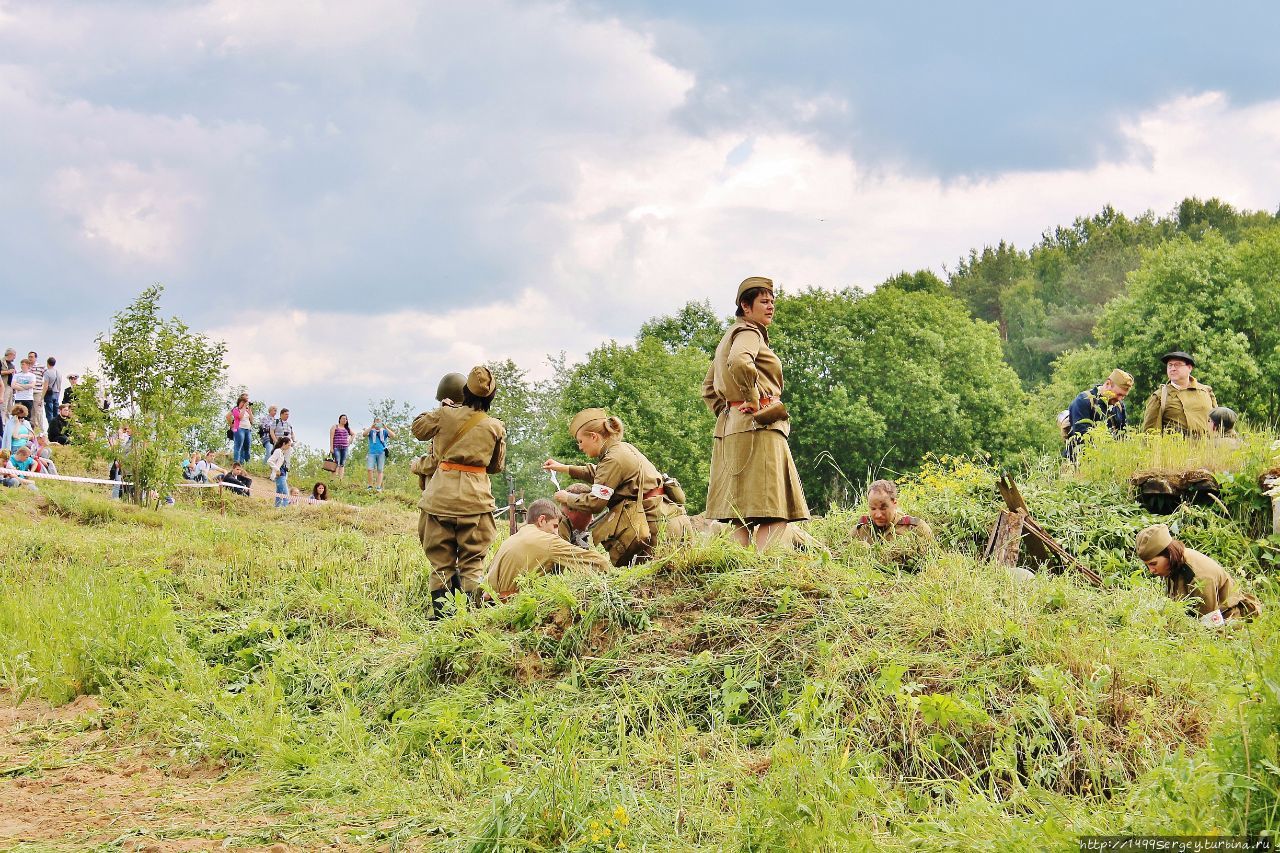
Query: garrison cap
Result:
<box><xmin>436</xmin><ymin>372</ymin><xmax>466</xmax><ymax>403</ymax></box>
<box><xmin>1210</xmin><ymin>406</ymin><xmax>1237</xmax><ymax>431</ymax></box>
<box><xmin>1107</xmin><ymin>369</ymin><xmax>1134</xmax><ymax>391</ymax></box>
<box><xmin>1160</xmin><ymin>351</ymin><xmax>1196</xmax><ymax>367</ymax></box>
<box><xmin>569</xmin><ymin>407</ymin><xmax>608</xmax><ymax>438</ymax></box>
<box><xmin>736</xmin><ymin>276</ymin><xmax>774</xmax><ymax>303</ymax></box>
<box><xmin>1136</xmin><ymin>524</ymin><xmax>1174</xmax><ymax>561</ymax></box>
<box><xmin>466</xmin><ymin>365</ymin><xmax>496</xmax><ymax>398</ymax></box>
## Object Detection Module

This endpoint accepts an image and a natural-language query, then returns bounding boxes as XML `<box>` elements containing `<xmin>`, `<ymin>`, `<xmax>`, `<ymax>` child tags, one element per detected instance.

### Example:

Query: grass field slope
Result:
<box><xmin>2</xmin><ymin>436</ymin><xmax>1279</xmax><ymax>850</ymax></box>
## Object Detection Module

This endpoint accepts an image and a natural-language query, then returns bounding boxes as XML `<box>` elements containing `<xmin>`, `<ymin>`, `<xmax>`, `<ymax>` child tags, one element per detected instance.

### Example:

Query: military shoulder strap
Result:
<box><xmin>897</xmin><ymin>515</ymin><xmax>917</xmax><ymax>527</ymax></box>
<box><xmin>437</xmin><ymin>411</ymin><xmax>488</xmax><ymax>460</ymax></box>
<box><xmin>857</xmin><ymin>515</ymin><xmax>870</xmax><ymax>527</ymax></box>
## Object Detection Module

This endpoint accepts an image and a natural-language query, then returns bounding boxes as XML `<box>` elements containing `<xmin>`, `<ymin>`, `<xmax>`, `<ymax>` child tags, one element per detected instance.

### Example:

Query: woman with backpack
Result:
<box><xmin>363</xmin><ymin>417</ymin><xmax>396</xmax><ymax>492</ymax></box>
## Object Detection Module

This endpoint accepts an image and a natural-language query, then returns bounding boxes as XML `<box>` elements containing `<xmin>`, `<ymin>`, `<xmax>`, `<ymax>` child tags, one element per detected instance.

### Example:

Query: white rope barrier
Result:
<box><xmin>0</xmin><ymin>467</ymin><xmax>251</xmax><ymax>492</ymax></box>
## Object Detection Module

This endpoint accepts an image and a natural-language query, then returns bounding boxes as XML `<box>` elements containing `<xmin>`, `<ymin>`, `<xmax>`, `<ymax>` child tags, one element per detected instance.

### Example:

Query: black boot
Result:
<box><xmin>428</xmin><ymin>586</ymin><xmax>449</xmax><ymax>620</ymax></box>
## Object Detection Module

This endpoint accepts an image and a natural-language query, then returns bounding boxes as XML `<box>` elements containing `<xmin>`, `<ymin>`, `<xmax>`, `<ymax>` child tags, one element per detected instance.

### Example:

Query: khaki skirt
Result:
<box><xmin>705</xmin><ymin>428</ymin><xmax>809</xmax><ymax>523</ymax></box>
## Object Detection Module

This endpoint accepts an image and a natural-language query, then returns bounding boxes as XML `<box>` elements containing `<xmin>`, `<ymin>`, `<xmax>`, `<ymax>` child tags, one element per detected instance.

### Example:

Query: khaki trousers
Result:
<box><xmin>418</xmin><ymin>511</ymin><xmax>497</xmax><ymax>593</ymax></box>
<box><xmin>31</xmin><ymin>392</ymin><xmax>46</xmax><ymax>432</ymax></box>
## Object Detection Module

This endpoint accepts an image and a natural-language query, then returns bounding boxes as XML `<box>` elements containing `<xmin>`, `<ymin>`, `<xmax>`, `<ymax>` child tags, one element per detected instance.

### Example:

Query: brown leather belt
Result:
<box><xmin>728</xmin><ymin>395</ymin><xmax>775</xmax><ymax>411</ymax></box>
<box><xmin>440</xmin><ymin>461</ymin><xmax>487</xmax><ymax>474</ymax></box>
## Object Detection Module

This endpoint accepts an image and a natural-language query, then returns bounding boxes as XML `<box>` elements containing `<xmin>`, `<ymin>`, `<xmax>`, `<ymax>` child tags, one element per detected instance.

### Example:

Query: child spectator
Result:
<box><xmin>33</xmin><ymin>434</ymin><xmax>57</xmax><ymax>475</ymax></box>
<box><xmin>0</xmin><ymin>449</ymin><xmax>36</xmax><ymax>490</ymax></box>
<box><xmin>11</xmin><ymin>360</ymin><xmax>36</xmax><ymax>420</ymax></box>
<box><xmin>218</xmin><ymin>462</ymin><xmax>253</xmax><ymax>496</ymax></box>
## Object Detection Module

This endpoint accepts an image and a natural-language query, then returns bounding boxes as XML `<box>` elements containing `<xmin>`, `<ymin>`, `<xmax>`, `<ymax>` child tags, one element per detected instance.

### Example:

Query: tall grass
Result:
<box><xmin>2</xmin><ymin>437</ymin><xmax>1278</xmax><ymax>845</ymax></box>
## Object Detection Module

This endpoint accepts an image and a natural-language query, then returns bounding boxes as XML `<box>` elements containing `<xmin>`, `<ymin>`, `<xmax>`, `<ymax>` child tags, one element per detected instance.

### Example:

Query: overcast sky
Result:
<box><xmin>6</xmin><ymin>0</ymin><xmax>1280</xmax><ymax>445</ymax></box>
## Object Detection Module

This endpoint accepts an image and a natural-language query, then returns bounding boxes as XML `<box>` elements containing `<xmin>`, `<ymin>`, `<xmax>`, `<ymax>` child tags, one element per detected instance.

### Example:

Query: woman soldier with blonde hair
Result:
<box><xmin>543</xmin><ymin>409</ymin><xmax>689</xmax><ymax>566</ymax></box>
<box><xmin>702</xmin><ymin>276</ymin><xmax>809</xmax><ymax>550</ymax></box>
<box><xmin>412</xmin><ymin>366</ymin><xmax>506</xmax><ymax>613</ymax></box>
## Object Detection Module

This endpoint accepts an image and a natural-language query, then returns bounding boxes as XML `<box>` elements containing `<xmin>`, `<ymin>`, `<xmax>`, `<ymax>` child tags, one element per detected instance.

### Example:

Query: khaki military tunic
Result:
<box><xmin>412</xmin><ymin>405</ymin><xmax>506</xmax><ymax>593</ymax></box>
<box><xmin>853</xmin><ymin>511</ymin><xmax>935</xmax><ymax>544</ymax></box>
<box><xmin>1165</xmin><ymin>548</ymin><xmax>1261</xmax><ymax>619</ymax></box>
<box><xmin>484</xmin><ymin>524</ymin><xmax>610</xmax><ymax>599</ymax></box>
<box><xmin>563</xmin><ymin>438</ymin><xmax>689</xmax><ymax>566</ymax></box>
<box><xmin>1142</xmin><ymin>379</ymin><xmax>1218</xmax><ymax>435</ymax></box>
<box><xmin>702</xmin><ymin>319</ymin><xmax>809</xmax><ymax>523</ymax></box>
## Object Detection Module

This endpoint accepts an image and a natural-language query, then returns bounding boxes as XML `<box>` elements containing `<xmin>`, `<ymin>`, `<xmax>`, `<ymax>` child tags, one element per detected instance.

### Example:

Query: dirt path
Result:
<box><xmin>0</xmin><ymin>691</ymin><xmax>300</xmax><ymax>851</ymax></box>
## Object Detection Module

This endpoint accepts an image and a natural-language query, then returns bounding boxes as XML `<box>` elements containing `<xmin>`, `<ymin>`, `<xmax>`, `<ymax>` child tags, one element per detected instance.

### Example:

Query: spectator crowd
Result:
<box><xmin>0</xmin><ymin>346</ymin><xmax>386</xmax><ymax>506</ymax></box>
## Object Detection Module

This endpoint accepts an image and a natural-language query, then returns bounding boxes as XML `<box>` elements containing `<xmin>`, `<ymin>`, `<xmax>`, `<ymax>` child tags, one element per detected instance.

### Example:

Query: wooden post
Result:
<box><xmin>1265</xmin><ymin>476</ymin><xmax>1280</xmax><ymax>535</ymax></box>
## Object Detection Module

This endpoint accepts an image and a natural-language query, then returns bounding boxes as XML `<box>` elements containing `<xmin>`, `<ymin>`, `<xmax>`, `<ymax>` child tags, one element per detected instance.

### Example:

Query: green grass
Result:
<box><xmin>2</xmin><ymin>435</ymin><xmax>1279</xmax><ymax>848</ymax></box>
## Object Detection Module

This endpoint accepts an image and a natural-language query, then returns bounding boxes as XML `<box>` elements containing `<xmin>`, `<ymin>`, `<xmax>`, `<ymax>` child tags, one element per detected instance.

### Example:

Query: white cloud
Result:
<box><xmin>5</xmin><ymin>2</ymin><xmax>1280</xmax><ymax>448</ymax></box>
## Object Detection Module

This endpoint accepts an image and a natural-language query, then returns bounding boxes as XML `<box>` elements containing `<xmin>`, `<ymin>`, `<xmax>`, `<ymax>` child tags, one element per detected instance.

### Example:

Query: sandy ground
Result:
<box><xmin>0</xmin><ymin>691</ymin><xmax>298</xmax><ymax>851</ymax></box>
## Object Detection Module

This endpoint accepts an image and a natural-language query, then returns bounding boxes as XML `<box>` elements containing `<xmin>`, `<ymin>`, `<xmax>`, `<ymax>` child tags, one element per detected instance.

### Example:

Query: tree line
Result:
<box><xmin>77</xmin><ymin>197</ymin><xmax>1280</xmax><ymax>510</ymax></box>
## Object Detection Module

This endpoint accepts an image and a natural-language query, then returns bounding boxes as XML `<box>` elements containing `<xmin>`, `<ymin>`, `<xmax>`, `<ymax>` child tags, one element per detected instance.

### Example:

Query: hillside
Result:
<box><xmin>2</xmin><ymin>434</ymin><xmax>1279</xmax><ymax>849</ymax></box>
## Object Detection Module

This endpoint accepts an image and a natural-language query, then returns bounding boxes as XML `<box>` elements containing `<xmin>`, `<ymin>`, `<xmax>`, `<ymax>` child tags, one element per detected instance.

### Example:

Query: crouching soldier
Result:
<box><xmin>544</xmin><ymin>409</ymin><xmax>689</xmax><ymax>566</ymax></box>
<box><xmin>1137</xmin><ymin>523</ymin><xmax>1261</xmax><ymax>622</ymax></box>
<box><xmin>854</xmin><ymin>480</ymin><xmax>935</xmax><ymax>543</ymax></box>
<box><xmin>484</xmin><ymin>498</ymin><xmax>610</xmax><ymax>601</ymax></box>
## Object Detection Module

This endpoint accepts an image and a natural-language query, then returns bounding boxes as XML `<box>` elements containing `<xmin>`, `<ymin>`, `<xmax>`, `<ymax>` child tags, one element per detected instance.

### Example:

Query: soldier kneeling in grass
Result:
<box><xmin>1137</xmin><ymin>523</ymin><xmax>1261</xmax><ymax>625</ymax></box>
<box><xmin>854</xmin><ymin>480</ymin><xmax>934</xmax><ymax>544</ymax></box>
<box><xmin>483</xmin><ymin>498</ymin><xmax>610</xmax><ymax>602</ymax></box>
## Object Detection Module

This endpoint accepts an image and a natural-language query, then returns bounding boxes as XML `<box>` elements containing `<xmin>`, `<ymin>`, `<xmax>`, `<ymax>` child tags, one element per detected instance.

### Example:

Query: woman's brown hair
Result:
<box><xmin>735</xmin><ymin>287</ymin><xmax>769</xmax><ymax>318</ymax></box>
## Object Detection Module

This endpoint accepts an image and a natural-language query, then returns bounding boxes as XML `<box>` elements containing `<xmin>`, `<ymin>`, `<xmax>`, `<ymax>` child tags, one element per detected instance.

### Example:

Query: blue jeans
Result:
<box><xmin>274</xmin><ymin>473</ymin><xmax>289</xmax><ymax>507</ymax></box>
<box><xmin>332</xmin><ymin>446</ymin><xmax>348</xmax><ymax>466</ymax></box>
<box><xmin>366</xmin><ymin>451</ymin><xmax>386</xmax><ymax>471</ymax></box>
<box><xmin>233</xmin><ymin>428</ymin><xmax>252</xmax><ymax>463</ymax></box>
<box><xmin>44</xmin><ymin>395</ymin><xmax>57</xmax><ymax>426</ymax></box>
<box><xmin>262</xmin><ymin>437</ymin><xmax>273</xmax><ymax>465</ymax></box>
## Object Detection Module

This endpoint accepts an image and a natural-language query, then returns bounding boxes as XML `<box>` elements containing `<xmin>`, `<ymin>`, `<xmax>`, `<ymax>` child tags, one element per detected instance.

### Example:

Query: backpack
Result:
<box><xmin>1057</xmin><ymin>410</ymin><xmax>1071</xmax><ymax>441</ymax></box>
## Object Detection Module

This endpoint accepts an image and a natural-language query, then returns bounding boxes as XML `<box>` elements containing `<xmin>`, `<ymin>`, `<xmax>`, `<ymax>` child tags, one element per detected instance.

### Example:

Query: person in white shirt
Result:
<box><xmin>268</xmin><ymin>437</ymin><xmax>293</xmax><ymax>508</ymax></box>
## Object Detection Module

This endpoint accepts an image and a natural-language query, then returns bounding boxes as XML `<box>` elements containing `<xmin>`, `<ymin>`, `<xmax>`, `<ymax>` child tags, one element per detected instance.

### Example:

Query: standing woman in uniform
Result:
<box><xmin>412</xmin><ymin>366</ymin><xmax>505</xmax><ymax>613</ymax></box>
<box><xmin>702</xmin><ymin>276</ymin><xmax>809</xmax><ymax>550</ymax></box>
<box><xmin>543</xmin><ymin>409</ymin><xmax>689</xmax><ymax>566</ymax></box>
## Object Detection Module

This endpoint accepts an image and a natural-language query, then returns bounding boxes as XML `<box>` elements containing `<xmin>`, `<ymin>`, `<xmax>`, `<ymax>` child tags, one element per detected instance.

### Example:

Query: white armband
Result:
<box><xmin>590</xmin><ymin>484</ymin><xmax>614</xmax><ymax>500</ymax></box>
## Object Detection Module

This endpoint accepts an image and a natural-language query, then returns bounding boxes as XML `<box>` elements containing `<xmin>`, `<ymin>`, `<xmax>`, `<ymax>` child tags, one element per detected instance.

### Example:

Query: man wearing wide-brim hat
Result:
<box><xmin>1141</xmin><ymin>351</ymin><xmax>1218</xmax><ymax>436</ymax></box>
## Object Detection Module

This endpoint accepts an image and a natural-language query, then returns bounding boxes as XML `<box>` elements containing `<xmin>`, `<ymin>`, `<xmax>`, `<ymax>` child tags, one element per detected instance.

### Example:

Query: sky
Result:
<box><xmin>5</xmin><ymin>0</ymin><xmax>1280</xmax><ymax>446</ymax></box>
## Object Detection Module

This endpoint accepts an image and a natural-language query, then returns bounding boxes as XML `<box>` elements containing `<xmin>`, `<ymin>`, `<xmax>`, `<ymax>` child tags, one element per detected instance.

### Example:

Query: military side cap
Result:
<box><xmin>466</xmin><ymin>365</ymin><xmax>496</xmax><ymax>398</ymax></box>
<box><xmin>569</xmin><ymin>407</ymin><xmax>608</xmax><ymax>438</ymax></box>
<box><xmin>736</xmin><ymin>276</ymin><xmax>774</xmax><ymax>303</ymax></box>
<box><xmin>1210</xmin><ymin>406</ymin><xmax>1237</xmax><ymax>430</ymax></box>
<box><xmin>1160</xmin><ymin>351</ymin><xmax>1195</xmax><ymax>367</ymax></box>
<box><xmin>1136</xmin><ymin>524</ymin><xmax>1173</xmax><ymax>560</ymax></box>
<box><xmin>1107</xmin><ymin>369</ymin><xmax>1134</xmax><ymax>391</ymax></box>
<box><xmin>436</xmin><ymin>372</ymin><xmax>466</xmax><ymax>403</ymax></box>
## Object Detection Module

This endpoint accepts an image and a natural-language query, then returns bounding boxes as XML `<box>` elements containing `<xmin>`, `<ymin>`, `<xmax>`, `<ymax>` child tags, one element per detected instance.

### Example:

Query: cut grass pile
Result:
<box><xmin>1</xmin><ymin>433</ymin><xmax>1278</xmax><ymax>848</ymax></box>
